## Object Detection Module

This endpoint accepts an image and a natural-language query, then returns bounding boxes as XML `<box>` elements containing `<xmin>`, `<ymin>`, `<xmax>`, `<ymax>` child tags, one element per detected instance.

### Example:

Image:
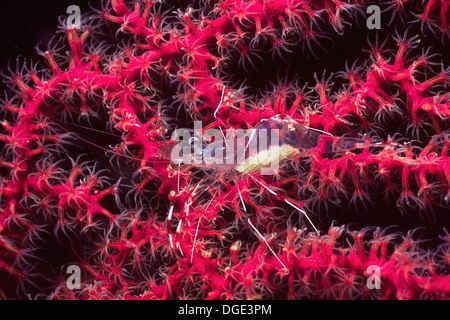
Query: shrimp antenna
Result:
<box><xmin>62</xmin><ymin>121</ymin><xmax>122</xmax><ymax>138</ymax></box>
<box><xmin>248</xmin><ymin>174</ymin><xmax>320</xmax><ymax>234</ymax></box>
<box><xmin>213</xmin><ymin>86</ymin><xmax>226</xmax><ymax>118</ymax></box>
<box><xmin>234</xmin><ymin>174</ymin><xmax>288</xmax><ymax>272</ymax></box>
<box><xmin>190</xmin><ymin>189</ymin><xmax>217</xmax><ymax>263</ymax></box>
<box><xmin>304</xmin><ymin>125</ymin><xmax>334</xmax><ymax>137</ymax></box>
<box><xmin>41</xmin><ymin>114</ymin><xmax>169</xmax><ymax>163</ymax></box>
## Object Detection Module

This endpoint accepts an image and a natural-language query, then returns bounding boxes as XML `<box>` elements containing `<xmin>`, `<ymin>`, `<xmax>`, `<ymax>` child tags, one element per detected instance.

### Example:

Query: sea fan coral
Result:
<box><xmin>0</xmin><ymin>0</ymin><xmax>449</xmax><ymax>300</ymax></box>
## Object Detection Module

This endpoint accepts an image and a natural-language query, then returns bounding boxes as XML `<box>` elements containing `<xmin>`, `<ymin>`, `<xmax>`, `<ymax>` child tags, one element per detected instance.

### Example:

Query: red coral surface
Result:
<box><xmin>0</xmin><ymin>0</ymin><xmax>449</xmax><ymax>299</ymax></box>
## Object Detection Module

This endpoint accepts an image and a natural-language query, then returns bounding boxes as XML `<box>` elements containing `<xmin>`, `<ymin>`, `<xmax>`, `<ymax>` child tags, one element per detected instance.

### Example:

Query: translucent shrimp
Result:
<box><xmin>170</xmin><ymin>113</ymin><xmax>372</xmax><ymax>176</ymax></box>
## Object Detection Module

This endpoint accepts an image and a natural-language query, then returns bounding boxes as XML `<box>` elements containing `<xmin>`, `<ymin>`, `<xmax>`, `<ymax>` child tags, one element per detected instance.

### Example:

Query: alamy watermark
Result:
<box><xmin>366</xmin><ymin>265</ymin><xmax>381</xmax><ymax>290</ymax></box>
<box><xmin>66</xmin><ymin>264</ymin><xmax>81</xmax><ymax>289</ymax></box>
<box><xmin>171</xmin><ymin>122</ymin><xmax>280</xmax><ymax>175</ymax></box>
<box><xmin>66</xmin><ymin>5</ymin><xmax>81</xmax><ymax>30</ymax></box>
<box><xmin>366</xmin><ymin>5</ymin><xmax>381</xmax><ymax>30</ymax></box>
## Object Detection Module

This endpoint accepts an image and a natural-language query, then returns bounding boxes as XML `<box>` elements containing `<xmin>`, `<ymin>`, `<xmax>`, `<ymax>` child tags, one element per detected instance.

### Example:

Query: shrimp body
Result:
<box><xmin>190</xmin><ymin>114</ymin><xmax>370</xmax><ymax>176</ymax></box>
